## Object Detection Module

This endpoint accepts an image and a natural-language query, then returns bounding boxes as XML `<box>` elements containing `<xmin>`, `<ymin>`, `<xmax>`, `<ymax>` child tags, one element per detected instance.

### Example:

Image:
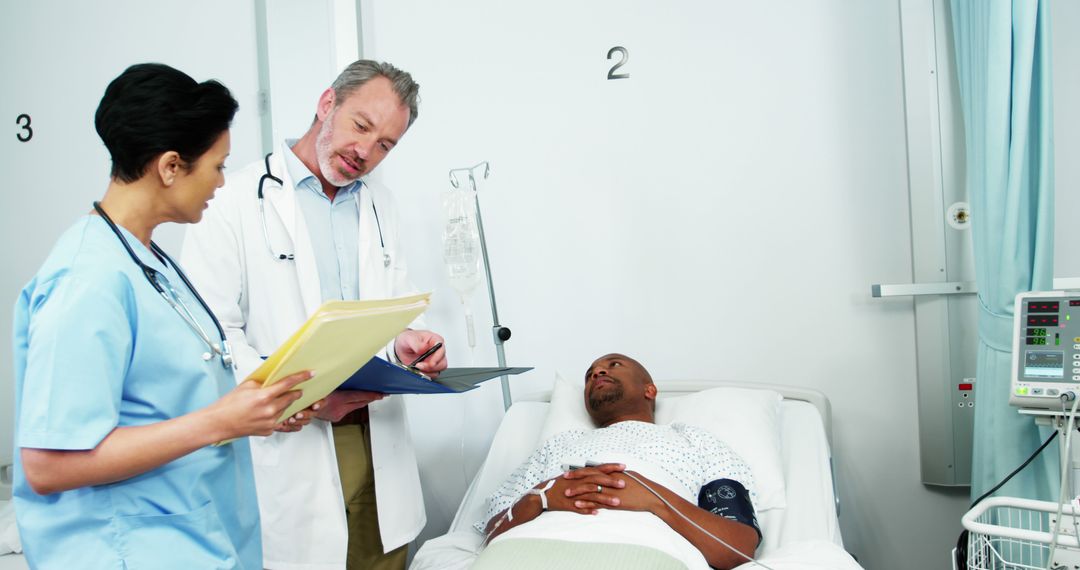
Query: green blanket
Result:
<box><xmin>471</xmin><ymin>538</ymin><xmax>689</xmax><ymax>570</ymax></box>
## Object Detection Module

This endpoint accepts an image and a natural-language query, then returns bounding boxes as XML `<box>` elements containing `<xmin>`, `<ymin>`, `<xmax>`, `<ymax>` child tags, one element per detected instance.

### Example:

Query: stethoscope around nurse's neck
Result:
<box><xmin>257</xmin><ymin>152</ymin><xmax>391</xmax><ymax>268</ymax></box>
<box><xmin>92</xmin><ymin>202</ymin><xmax>234</xmax><ymax>370</ymax></box>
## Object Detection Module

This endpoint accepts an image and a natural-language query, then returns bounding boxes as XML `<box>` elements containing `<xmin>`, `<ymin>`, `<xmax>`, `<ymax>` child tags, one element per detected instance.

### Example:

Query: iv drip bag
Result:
<box><xmin>442</xmin><ymin>186</ymin><xmax>482</xmax><ymax>346</ymax></box>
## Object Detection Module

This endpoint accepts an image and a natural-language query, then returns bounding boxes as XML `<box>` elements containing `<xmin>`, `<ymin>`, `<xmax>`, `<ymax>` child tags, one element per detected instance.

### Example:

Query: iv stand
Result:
<box><xmin>449</xmin><ymin>162</ymin><xmax>513</xmax><ymax>410</ymax></box>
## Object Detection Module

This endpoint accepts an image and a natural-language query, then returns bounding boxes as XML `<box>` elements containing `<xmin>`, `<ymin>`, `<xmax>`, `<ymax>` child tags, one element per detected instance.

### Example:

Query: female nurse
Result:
<box><xmin>11</xmin><ymin>63</ymin><xmax>314</xmax><ymax>569</ymax></box>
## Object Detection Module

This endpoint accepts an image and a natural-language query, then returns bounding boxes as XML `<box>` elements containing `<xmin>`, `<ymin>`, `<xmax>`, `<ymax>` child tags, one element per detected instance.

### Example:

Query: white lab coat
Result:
<box><xmin>180</xmin><ymin>144</ymin><xmax>426</xmax><ymax>570</ymax></box>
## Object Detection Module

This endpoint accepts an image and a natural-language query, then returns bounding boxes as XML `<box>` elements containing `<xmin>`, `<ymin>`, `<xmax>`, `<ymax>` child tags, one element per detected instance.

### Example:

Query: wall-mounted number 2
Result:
<box><xmin>607</xmin><ymin>46</ymin><xmax>629</xmax><ymax>80</ymax></box>
<box><xmin>16</xmin><ymin>114</ymin><xmax>32</xmax><ymax>142</ymax></box>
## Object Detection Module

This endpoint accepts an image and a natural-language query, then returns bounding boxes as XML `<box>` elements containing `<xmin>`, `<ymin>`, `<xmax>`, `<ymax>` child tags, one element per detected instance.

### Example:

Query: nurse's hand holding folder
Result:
<box><xmin>216</xmin><ymin>371</ymin><xmax>316</xmax><ymax>436</ymax></box>
<box><xmin>248</xmin><ymin>293</ymin><xmax>434</xmax><ymax>423</ymax></box>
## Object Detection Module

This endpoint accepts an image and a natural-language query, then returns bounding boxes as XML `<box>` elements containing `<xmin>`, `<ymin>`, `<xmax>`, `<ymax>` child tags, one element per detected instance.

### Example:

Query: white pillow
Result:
<box><xmin>537</xmin><ymin>372</ymin><xmax>787</xmax><ymax>511</ymax></box>
<box><xmin>537</xmin><ymin>372</ymin><xmax>595</xmax><ymax>442</ymax></box>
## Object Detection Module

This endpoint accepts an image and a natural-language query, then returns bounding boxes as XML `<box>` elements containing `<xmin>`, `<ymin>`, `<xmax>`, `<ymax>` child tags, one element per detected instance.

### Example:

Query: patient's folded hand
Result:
<box><xmin>599</xmin><ymin>471</ymin><xmax>665</xmax><ymax>514</ymax></box>
<box><xmin>559</xmin><ymin>463</ymin><xmax>629</xmax><ymax>514</ymax></box>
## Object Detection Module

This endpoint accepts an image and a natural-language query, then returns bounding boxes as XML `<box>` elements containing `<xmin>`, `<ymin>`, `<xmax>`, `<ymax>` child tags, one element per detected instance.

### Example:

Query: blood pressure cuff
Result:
<box><xmin>697</xmin><ymin>479</ymin><xmax>762</xmax><ymax>545</ymax></box>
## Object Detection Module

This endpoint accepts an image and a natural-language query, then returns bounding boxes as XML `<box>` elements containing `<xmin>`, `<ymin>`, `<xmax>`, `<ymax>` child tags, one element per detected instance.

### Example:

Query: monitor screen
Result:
<box><xmin>1024</xmin><ymin>350</ymin><xmax>1065</xmax><ymax>380</ymax></box>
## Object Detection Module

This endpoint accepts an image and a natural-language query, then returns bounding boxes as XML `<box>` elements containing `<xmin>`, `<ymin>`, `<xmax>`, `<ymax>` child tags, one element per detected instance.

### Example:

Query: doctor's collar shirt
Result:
<box><xmin>11</xmin><ymin>216</ymin><xmax>261</xmax><ymax>569</ymax></box>
<box><xmin>284</xmin><ymin>139</ymin><xmax>361</xmax><ymax>302</ymax></box>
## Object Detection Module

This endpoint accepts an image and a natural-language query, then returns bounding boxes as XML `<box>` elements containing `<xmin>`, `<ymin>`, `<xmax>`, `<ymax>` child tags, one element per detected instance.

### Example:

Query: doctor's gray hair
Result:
<box><xmin>331</xmin><ymin>60</ymin><xmax>420</xmax><ymax>128</ymax></box>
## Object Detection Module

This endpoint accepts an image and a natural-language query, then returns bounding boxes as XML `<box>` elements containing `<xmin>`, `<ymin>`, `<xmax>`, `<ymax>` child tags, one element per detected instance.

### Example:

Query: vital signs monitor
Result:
<box><xmin>1011</xmin><ymin>291</ymin><xmax>1080</xmax><ymax>409</ymax></box>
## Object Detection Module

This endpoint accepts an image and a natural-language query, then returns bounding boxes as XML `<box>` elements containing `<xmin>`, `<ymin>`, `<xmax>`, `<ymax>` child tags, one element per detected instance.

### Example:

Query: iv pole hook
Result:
<box><xmin>449</xmin><ymin>162</ymin><xmax>490</xmax><ymax>190</ymax></box>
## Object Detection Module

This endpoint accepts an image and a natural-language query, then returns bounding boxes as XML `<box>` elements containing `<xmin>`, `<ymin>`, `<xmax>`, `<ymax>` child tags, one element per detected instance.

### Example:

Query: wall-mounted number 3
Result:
<box><xmin>16</xmin><ymin>114</ymin><xmax>32</xmax><ymax>142</ymax></box>
<box><xmin>607</xmin><ymin>46</ymin><xmax>629</xmax><ymax>80</ymax></box>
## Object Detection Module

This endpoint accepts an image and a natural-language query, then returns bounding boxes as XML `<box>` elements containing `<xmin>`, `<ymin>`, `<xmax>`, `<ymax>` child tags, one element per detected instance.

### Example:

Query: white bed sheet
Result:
<box><xmin>0</xmin><ymin>555</ymin><xmax>25</xmax><ymax>570</ymax></box>
<box><xmin>410</xmin><ymin>399</ymin><xmax>861</xmax><ymax>570</ymax></box>
<box><xmin>0</xmin><ymin>501</ymin><xmax>26</xmax><ymax>570</ymax></box>
<box><xmin>0</xmin><ymin>400</ymin><xmax>856</xmax><ymax>570</ymax></box>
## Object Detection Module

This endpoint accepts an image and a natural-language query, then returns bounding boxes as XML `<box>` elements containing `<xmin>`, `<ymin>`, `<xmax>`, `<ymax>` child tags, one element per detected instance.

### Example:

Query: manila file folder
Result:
<box><xmin>248</xmin><ymin>292</ymin><xmax>430</xmax><ymax>422</ymax></box>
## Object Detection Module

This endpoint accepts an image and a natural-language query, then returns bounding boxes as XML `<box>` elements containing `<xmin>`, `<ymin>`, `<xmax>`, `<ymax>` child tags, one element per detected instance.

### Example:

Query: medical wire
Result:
<box><xmin>622</xmin><ymin>471</ymin><xmax>775</xmax><ymax>570</ymax></box>
<box><xmin>160</xmin><ymin>281</ymin><xmax>219</xmax><ymax>351</ymax></box>
<box><xmin>252</xmin><ymin>152</ymin><xmax>287</xmax><ymax>259</ymax></box>
<box><xmin>969</xmin><ymin>430</ymin><xmax>1058</xmax><ymax>509</ymax></box>
<box><xmin>955</xmin><ymin>428</ymin><xmax>1060</xmax><ymax>566</ymax></box>
<box><xmin>456</xmin><ymin>345</ymin><xmax>482</xmax><ymax>499</ymax></box>
<box><xmin>1046</xmin><ymin>392</ymin><xmax>1080</xmax><ymax>569</ymax></box>
<box><xmin>92</xmin><ymin>202</ymin><xmax>233</xmax><ymax>369</ymax></box>
<box><xmin>256</xmin><ymin>152</ymin><xmax>388</xmax><ymax>265</ymax></box>
<box><xmin>458</xmin><ymin>393</ymin><xmax>470</xmax><ymax>501</ymax></box>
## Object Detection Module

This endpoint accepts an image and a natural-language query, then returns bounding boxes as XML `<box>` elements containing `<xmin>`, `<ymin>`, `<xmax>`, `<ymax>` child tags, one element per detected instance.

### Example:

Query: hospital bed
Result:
<box><xmin>0</xmin><ymin>498</ymin><xmax>26</xmax><ymax>570</ymax></box>
<box><xmin>0</xmin><ymin>382</ymin><xmax>861</xmax><ymax>570</ymax></box>
<box><xmin>410</xmin><ymin>380</ymin><xmax>864</xmax><ymax>570</ymax></box>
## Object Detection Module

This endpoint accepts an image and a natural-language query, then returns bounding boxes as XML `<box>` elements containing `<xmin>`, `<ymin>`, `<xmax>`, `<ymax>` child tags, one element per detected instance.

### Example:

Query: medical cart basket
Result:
<box><xmin>961</xmin><ymin>497</ymin><xmax>1080</xmax><ymax>570</ymax></box>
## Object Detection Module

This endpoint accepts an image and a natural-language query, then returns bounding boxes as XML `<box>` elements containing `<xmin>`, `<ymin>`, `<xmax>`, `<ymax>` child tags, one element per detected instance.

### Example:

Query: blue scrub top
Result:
<box><xmin>11</xmin><ymin>216</ymin><xmax>262</xmax><ymax>569</ymax></box>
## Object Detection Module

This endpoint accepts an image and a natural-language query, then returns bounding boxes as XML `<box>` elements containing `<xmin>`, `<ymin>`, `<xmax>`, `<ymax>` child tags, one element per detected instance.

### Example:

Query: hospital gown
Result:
<box><xmin>477</xmin><ymin>420</ymin><xmax>757</xmax><ymax>532</ymax></box>
<box><xmin>11</xmin><ymin>216</ymin><xmax>262</xmax><ymax>569</ymax></box>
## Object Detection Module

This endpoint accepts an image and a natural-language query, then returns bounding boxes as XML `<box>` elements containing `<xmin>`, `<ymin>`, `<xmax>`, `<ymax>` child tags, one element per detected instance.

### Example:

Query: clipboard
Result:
<box><xmin>249</xmin><ymin>292</ymin><xmax>430</xmax><ymax>422</ymax></box>
<box><xmin>340</xmin><ymin>357</ymin><xmax>532</xmax><ymax>394</ymax></box>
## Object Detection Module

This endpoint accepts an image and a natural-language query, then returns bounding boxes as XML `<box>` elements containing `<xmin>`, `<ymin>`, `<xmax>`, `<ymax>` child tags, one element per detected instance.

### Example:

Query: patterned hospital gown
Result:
<box><xmin>476</xmin><ymin>420</ymin><xmax>757</xmax><ymax>532</ymax></box>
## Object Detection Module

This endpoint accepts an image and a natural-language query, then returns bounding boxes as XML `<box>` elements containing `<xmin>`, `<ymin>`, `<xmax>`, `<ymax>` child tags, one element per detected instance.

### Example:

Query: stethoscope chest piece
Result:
<box><xmin>384</xmin><ymin>253</ymin><xmax>392</xmax><ymax>268</ymax></box>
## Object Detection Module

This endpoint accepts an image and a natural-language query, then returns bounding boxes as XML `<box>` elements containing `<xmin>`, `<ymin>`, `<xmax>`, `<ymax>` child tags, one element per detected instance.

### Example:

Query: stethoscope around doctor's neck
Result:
<box><xmin>92</xmin><ymin>201</ymin><xmax>234</xmax><ymax>370</ymax></box>
<box><xmin>257</xmin><ymin>152</ymin><xmax>391</xmax><ymax>268</ymax></box>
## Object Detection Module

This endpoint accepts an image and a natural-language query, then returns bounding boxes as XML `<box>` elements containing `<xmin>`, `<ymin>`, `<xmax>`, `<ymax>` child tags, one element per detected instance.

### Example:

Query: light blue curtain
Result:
<box><xmin>950</xmin><ymin>0</ymin><xmax>1056</xmax><ymax>502</ymax></box>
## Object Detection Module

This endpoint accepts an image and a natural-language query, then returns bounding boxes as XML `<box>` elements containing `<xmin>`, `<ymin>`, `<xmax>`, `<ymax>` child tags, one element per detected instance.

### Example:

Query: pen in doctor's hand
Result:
<box><xmin>408</xmin><ymin>342</ymin><xmax>443</xmax><ymax>368</ymax></box>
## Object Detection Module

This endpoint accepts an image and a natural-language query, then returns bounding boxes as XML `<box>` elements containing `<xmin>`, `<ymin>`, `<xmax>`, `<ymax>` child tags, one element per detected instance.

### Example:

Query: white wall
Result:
<box><xmin>1054</xmin><ymin>0</ymin><xmax>1080</xmax><ymax>281</ymax></box>
<box><xmin>0</xmin><ymin>1</ymin><xmax>265</xmax><ymax>497</ymax></box>
<box><xmin>263</xmin><ymin>0</ymin><xmax>366</xmax><ymax>150</ymax></box>
<box><xmin>359</xmin><ymin>1</ymin><xmax>970</xmax><ymax>569</ymax></box>
<box><xmin>265</xmin><ymin>0</ymin><xmax>338</xmax><ymax>146</ymax></box>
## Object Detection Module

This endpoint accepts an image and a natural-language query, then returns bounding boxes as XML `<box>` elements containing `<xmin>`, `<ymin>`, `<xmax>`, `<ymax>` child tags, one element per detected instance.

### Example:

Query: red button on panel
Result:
<box><xmin>959</xmin><ymin>383</ymin><xmax>973</xmax><ymax>391</ymax></box>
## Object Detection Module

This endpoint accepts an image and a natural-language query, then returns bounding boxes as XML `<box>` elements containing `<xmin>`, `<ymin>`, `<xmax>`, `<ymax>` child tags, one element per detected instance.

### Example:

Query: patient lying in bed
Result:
<box><xmin>474</xmin><ymin>354</ymin><xmax>761</xmax><ymax>570</ymax></box>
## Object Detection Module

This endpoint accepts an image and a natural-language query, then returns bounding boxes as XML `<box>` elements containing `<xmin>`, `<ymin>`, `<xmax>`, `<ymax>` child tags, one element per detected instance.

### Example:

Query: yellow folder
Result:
<box><xmin>249</xmin><ymin>292</ymin><xmax>431</xmax><ymax>423</ymax></box>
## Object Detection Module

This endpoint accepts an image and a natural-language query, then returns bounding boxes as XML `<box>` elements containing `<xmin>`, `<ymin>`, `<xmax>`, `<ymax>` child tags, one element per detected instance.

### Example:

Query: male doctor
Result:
<box><xmin>181</xmin><ymin>60</ymin><xmax>446</xmax><ymax>570</ymax></box>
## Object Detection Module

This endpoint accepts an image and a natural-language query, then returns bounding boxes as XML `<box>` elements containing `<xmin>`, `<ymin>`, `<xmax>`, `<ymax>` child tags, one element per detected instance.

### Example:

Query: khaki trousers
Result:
<box><xmin>332</xmin><ymin>423</ymin><xmax>408</xmax><ymax>570</ymax></box>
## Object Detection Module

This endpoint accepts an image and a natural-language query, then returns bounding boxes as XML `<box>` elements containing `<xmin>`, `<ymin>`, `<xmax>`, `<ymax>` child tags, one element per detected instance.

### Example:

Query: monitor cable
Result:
<box><xmin>1047</xmin><ymin>391</ymin><xmax>1080</xmax><ymax>569</ymax></box>
<box><xmin>971</xmin><ymin>430</ymin><xmax>1059</xmax><ymax>509</ymax></box>
<box><xmin>956</xmin><ymin>428</ymin><xmax>1059</xmax><ymax>569</ymax></box>
<box><xmin>623</xmin><ymin>471</ymin><xmax>776</xmax><ymax>570</ymax></box>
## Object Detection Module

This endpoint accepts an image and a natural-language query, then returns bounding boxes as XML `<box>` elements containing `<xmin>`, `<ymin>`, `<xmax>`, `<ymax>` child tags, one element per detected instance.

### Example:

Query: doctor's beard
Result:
<box><xmin>315</xmin><ymin>108</ymin><xmax>363</xmax><ymax>187</ymax></box>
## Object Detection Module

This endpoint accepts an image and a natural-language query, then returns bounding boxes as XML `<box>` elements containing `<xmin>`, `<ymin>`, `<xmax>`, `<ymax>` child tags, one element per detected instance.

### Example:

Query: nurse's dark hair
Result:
<box><xmin>95</xmin><ymin>63</ymin><xmax>238</xmax><ymax>183</ymax></box>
